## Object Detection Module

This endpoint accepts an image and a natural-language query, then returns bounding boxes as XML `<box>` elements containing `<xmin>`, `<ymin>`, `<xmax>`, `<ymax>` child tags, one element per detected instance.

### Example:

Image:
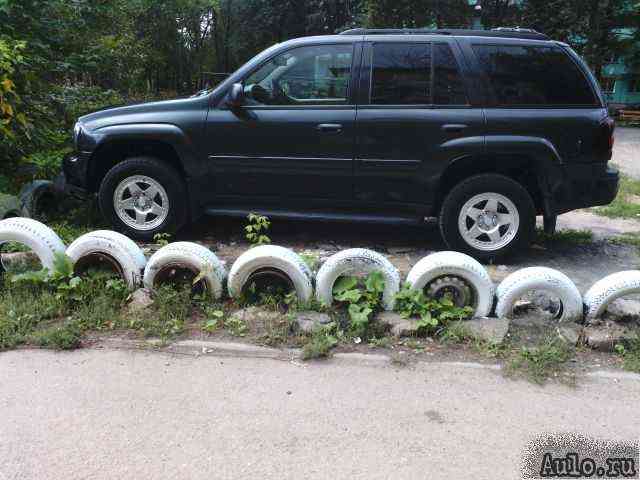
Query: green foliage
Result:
<box><xmin>535</xmin><ymin>228</ymin><xmax>594</xmax><ymax>245</ymax></box>
<box><xmin>332</xmin><ymin>271</ymin><xmax>385</xmax><ymax>336</ymax></box>
<box><xmin>505</xmin><ymin>337</ymin><xmax>575</xmax><ymax>385</ymax></box>
<box><xmin>153</xmin><ymin>232</ymin><xmax>172</xmax><ymax>247</ymax></box>
<box><xmin>394</xmin><ymin>283</ymin><xmax>473</xmax><ymax>334</ymax></box>
<box><xmin>225</xmin><ymin>315</ymin><xmax>248</xmax><ymax>337</ymax></box>
<box><xmin>0</xmin><ymin>37</ymin><xmax>27</xmax><ymax>142</ymax></box>
<box><xmin>132</xmin><ymin>284</ymin><xmax>191</xmax><ymax>340</ymax></box>
<box><xmin>22</xmin><ymin>147</ymin><xmax>72</xmax><ymax>180</ymax></box>
<box><xmin>33</xmin><ymin>322</ymin><xmax>82</xmax><ymax>350</ymax></box>
<box><xmin>301</xmin><ymin>322</ymin><xmax>339</xmax><ymax>360</ymax></box>
<box><xmin>594</xmin><ymin>175</ymin><xmax>640</xmax><ymax>220</ymax></box>
<box><xmin>245</xmin><ymin>213</ymin><xmax>271</xmax><ymax>246</ymax></box>
<box><xmin>615</xmin><ymin>338</ymin><xmax>640</xmax><ymax>373</ymax></box>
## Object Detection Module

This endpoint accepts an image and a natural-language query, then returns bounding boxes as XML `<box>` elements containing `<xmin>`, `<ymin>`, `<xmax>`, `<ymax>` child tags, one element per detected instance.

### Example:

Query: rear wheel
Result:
<box><xmin>98</xmin><ymin>157</ymin><xmax>188</xmax><ymax>241</ymax></box>
<box><xmin>439</xmin><ymin>174</ymin><xmax>535</xmax><ymax>260</ymax></box>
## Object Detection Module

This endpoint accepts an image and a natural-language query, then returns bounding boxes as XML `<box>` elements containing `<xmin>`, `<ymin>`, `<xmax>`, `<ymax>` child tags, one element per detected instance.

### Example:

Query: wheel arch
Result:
<box><xmin>87</xmin><ymin>138</ymin><xmax>186</xmax><ymax>193</ymax></box>
<box><xmin>436</xmin><ymin>136</ymin><xmax>565</xmax><ymax>215</ymax></box>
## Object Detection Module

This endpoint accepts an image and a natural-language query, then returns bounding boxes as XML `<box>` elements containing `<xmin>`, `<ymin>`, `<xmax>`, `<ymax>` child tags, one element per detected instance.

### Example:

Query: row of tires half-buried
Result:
<box><xmin>1</xmin><ymin>217</ymin><xmax>638</xmax><ymax>323</ymax></box>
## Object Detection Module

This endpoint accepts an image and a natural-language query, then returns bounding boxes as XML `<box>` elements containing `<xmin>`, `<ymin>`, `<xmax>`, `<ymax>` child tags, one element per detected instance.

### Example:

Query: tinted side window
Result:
<box><xmin>472</xmin><ymin>44</ymin><xmax>598</xmax><ymax>106</ymax></box>
<box><xmin>244</xmin><ymin>44</ymin><xmax>353</xmax><ymax>106</ymax></box>
<box><xmin>434</xmin><ymin>43</ymin><xmax>468</xmax><ymax>105</ymax></box>
<box><xmin>371</xmin><ymin>43</ymin><xmax>431</xmax><ymax>105</ymax></box>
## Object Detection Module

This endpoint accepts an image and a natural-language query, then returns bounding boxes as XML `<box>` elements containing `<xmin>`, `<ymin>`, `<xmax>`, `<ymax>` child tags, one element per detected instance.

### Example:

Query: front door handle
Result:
<box><xmin>317</xmin><ymin>123</ymin><xmax>343</xmax><ymax>134</ymax></box>
<box><xmin>442</xmin><ymin>124</ymin><xmax>468</xmax><ymax>133</ymax></box>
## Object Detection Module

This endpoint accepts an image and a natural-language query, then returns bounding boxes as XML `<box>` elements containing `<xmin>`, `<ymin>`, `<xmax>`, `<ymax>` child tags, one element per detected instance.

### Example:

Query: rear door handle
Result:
<box><xmin>442</xmin><ymin>124</ymin><xmax>468</xmax><ymax>133</ymax></box>
<box><xmin>317</xmin><ymin>123</ymin><xmax>343</xmax><ymax>134</ymax></box>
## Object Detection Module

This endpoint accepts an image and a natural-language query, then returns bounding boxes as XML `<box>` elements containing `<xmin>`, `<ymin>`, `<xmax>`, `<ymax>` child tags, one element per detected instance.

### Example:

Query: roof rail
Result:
<box><xmin>339</xmin><ymin>27</ymin><xmax>549</xmax><ymax>41</ymax></box>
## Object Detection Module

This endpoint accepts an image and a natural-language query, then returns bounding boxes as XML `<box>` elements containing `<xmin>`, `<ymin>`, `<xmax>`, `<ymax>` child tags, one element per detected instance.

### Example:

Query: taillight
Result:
<box><xmin>606</xmin><ymin>116</ymin><xmax>615</xmax><ymax>150</ymax></box>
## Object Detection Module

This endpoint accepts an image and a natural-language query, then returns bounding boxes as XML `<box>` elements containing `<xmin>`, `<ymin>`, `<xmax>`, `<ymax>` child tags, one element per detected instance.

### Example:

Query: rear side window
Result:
<box><xmin>371</xmin><ymin>43</ymin><xmax>431</xmax><ymax>105</ymax></box>
<box><xmin>370</xmin><ymin>42</ymin><xmax>468</xmax><ymax>105</ymax></box>
<box><xmin>472</xmin><ymin>44</ymin><xmax>598</xmax><ymax>106</ymax></box>
<box><xmin>434</xmin><ymin>43</ymin><xmax>468</xmax><ymax>105</ymax></box>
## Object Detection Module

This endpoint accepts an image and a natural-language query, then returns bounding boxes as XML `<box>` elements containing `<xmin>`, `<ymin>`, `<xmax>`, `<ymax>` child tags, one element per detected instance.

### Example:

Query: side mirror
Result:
<box><xmin>228</xmin><ymin>83</ymin><xmax>244</xmax><ymax>107</ymax></box>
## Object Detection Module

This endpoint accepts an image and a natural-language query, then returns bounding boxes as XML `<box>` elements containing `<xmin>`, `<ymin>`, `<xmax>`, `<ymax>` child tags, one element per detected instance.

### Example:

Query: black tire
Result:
<box><xmin>98</xmin><ymin>157</ymin><xmax>188</xmax><ymax>241</ymax></box>
<box><xmin>439</xmin><ymin>174</ymin><xmax>536</xmax><ymax>260</ymax></box>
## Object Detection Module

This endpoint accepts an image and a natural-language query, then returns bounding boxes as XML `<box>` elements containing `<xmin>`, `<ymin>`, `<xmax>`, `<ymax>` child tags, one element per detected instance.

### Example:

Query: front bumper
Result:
<box><xmin>61</xmin><ymin>151</ymin><xmax>92</xmax><ymax>194</ymax></box>
<box><xmin>553</xmin><ymin>164</ymin><xmax>620</xmax><ymax>214</ymax></box>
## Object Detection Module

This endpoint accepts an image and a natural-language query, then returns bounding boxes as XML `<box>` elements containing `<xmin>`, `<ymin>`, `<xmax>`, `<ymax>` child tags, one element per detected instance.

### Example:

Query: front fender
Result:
<box><xmin>86</xmin><ymin>123</ymin><xmax>201</xmax><ymax>178</ymax></box>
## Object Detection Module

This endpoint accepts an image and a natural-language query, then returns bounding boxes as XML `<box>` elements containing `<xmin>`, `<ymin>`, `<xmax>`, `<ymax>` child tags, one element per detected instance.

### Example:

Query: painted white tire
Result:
<box><xmin>143</xmin><ymin>242</ymin><xmax>227</xmax><ymax>299</ymax></box>
<box><xmin>315</xmin><ymin>248</ymin><xmax>400</xmax><ymax>310</ymax></box>
<box><xmin>19</xmin><ymin>180</ymin><xmax>58</xmax><ymax>218</ymax></box>
<box><xmin>0</xmin><ymin>194</ymin><xmax>24</xmax><ymax>219</ymax></box>
<box><xmin>66</xmin><ymin>230</ymin><xmax>147</xmax><ymax>289</ymax></box>
<box><xmin>227</xmin><ymin>245</ymin><xmax>313</xmax><ymax>303</ymax></box>
<box><xmin>583</xmin><ymin>271</ymin><xmax>640</xmax><ymax>322</ymax></box>
<box><xmin>406</xmin><ymin>251</ymin><xmax>495</xmax><ymax>318</ymax></box>
<box><xmin>0</xmin><ymin>218</ymin><xmax>65</xmax><ymax>272</ymax></box>
<box><xmin>495</xmin><ymin>267</ymin><xmax>583</xmax><ymax>322</ymax></box>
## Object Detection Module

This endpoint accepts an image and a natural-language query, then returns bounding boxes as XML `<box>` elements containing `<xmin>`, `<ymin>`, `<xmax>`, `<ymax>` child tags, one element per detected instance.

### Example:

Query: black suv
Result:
<box><xmin>64</xmin><ymin>28</ymin><xmax>619</xmax><ymax>259</ymax></box>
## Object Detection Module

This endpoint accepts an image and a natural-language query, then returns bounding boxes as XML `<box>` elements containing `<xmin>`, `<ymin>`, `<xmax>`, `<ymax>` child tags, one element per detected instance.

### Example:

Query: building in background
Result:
<box><xmin>602</xmin><ymin>27</ymin><xmax>640</xmax><ymax>110</ymax></box>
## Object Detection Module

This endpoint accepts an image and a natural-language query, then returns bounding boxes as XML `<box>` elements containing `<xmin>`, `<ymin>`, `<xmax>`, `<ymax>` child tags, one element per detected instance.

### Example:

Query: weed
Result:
<box><xmin>504</xmin><ymin>337</ymin><xmax>574</xmax><ymax>384</ymax></box>
<box><xmin>368</xmin><ymin>336</ymin><xmax>392</xmax><ymax>348</ymax></box>
<box><xmin>33</xmin><ymin>322</ymin><xmax>82</xmax><ymax>350</ymax></box>
<box><xmin>258</xmin><ymin>313</ymin><xmax>297</xmax><ymax>347</ymax></box>
<box><xmin>153</xmin><ymin>232</ymin><xmax>172</xmax><ymax>247</ymax></box>
<box><xmin>126</xmin><ymin>285</ymin><xmax>190</xmax><ymax>340</ymax></box>
<box><xmin>593</xmin><ymin>175</ymin><xmax>640</xmax><ymax>220</ymax></box>
<box><xmin>225</xmin><ymin>315</ymin><xmax>248</xmax><ymax>337</ymax></box>
<box><xmin>615</xmin><ymin>338</ymin><xmax>640</xmax><ymax>373</ymax></box>
<box><xmin>394</xmin><ymin>283</ymin><xmax>473</xmax><ymax>335</ymax></box>
<box><xmin>202</xmin><ymin>308</ymin><xmax>224</xmax><ymax>333</ymax></box>
<box><xmin>535</xmin><ymin>228</ymin><xmax>593</xmax><ymax>245</ymax></box>
<box><xmin>300</xmin><ymin>251</ymin><xmax>320</xmax><ymax>272</ymax></box>
<box><xmin>610</xmin><ymin>232</ymin><xmax>640</xmax><ymax>250</ymax></box>
<box><xmin>245</xmin><ymin>213</ymin><xmax>271</xmax><ymax>246</ymax></box>
<box><xmin>332</xmin><ymin>271</ymin><xmax>385</xmax><ymax>337</ymax></box>
<box><xmin>301</xmin><ymin>323</ymin><xmax>338</xmax><ymax>360</ymax></box>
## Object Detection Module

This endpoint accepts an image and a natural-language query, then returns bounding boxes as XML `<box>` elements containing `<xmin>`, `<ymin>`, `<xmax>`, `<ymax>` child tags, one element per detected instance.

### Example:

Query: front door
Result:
<box><xmin>355</xmin><ymin>40</ymin><xmax>485</xmax><ymax>209</ymax></box>
<box><xmin>205</xmin><ymin>43</ymin><xmax>358</xmax><ymax>202</ymax></box>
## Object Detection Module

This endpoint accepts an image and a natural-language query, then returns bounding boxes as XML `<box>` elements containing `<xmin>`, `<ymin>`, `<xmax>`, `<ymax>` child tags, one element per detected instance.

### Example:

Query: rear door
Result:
<box><xmin>354</xmin><ymin>38</ymin><xmax>485</xmax><ymax>209</ymax></box>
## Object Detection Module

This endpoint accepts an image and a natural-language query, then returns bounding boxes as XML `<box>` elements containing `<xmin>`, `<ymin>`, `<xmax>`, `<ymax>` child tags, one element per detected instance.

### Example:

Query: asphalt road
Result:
<box><xmin>1</xmin><ymin>348</ymin><xmax>639</xmax><ymax>480</ymax></box>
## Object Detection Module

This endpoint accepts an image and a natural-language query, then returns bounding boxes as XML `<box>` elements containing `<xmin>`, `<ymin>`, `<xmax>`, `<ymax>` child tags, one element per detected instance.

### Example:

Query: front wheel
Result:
<box><xmin>439</xmin><ymin>174</ymin><xmax>536</xmax><ymax>260</ymax></box>
<box><xmin>98</xmin><ymin>157</ymin><xmax>188</xmax><ymax>241</ymax></box>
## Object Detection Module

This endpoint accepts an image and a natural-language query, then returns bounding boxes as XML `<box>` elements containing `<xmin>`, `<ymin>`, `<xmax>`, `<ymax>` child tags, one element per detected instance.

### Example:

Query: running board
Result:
<box><xmin>204</xmin><ymin>207</ymin><xmax>425</xmax><ymax>226</ymax></box>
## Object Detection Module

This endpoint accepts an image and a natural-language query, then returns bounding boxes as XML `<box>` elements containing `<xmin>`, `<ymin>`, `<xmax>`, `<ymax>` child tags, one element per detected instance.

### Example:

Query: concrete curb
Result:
<box><xmin>88</xmin><ymin>337</ymin><xmax>640</xmax><ymax>382</ymax></box>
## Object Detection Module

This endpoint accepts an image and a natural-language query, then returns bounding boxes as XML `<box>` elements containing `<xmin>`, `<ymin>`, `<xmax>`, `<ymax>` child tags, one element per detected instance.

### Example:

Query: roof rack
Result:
<box><xmin>339</xmin><ymin>27</ymin><xmax>549</xmax><ymax>41</ymax></box>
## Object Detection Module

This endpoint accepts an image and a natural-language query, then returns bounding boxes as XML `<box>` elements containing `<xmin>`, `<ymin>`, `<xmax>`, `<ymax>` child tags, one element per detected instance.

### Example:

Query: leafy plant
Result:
<box><xmin>332</xmin><ymin>271</ymin><xmax>385</xmax><ymax>336</ymax></box>
<box><xmin>153</xmin><ymin>232</ymin><xmax>172</xmax><ymax>247</ymax></box>
<box><xmin>202</xmin><ymin>308</ymin><xmax>224</xmax><ymax>333</ymax></box>
<box><xmin>615</xmin><ymin>338</ymin><xmax>640</xmax><ymax>373</ymax></box>
<box><xmin>301</xmin><ymin>322</ymin><xmax>339</xmax><ymax>360</ymax></box>
<box><xmin>225</xmin><ymin>315</ymin><xmax>248</xmax><ymax>337</ymax></box>
<box><xmin>505</xmin><ymin>337</ymin><xmax>574</xmax><ymax>385</ymax></box>
<box><xmin>394</xmin><ymin>283</ymin><xmax>473</xmax><ymax>334</ymax></box>
<box><xmin>245</xmin><ymin>213</ymin><xmax>271</xmax><ymax>246</ymax></box>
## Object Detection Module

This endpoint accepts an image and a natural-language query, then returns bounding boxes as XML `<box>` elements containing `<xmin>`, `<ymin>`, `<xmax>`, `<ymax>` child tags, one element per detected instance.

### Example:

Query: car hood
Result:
<box><xmin>78</xmin><ymin>97</ymin><xmax>206</xmax><ymax>131</ymax></box>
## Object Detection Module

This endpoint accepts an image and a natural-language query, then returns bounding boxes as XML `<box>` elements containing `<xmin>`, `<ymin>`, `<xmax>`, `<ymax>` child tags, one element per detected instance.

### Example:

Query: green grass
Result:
<box><xmin>610</xmin><ymin>232</ymin><xmax>640</xmax><ymax>249</ymax></box>
<box><xmin>504</xmin><ymin>337</ymin><xmax>575</xmax><ymax>385</ymax></box>
<box><xmin>615</xmin><ymin>338</ymin><xmax>640</xmax><ymax>373</ymax></box>
<box><xmin>594</xmin><ymin>174</ymin><xmax>640</xmax><ymax>220</ymax></box>
<box><xmin>535</xmin><ymin>228</ymin><xmax>593</xmax><ymax>245</ymax></box>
